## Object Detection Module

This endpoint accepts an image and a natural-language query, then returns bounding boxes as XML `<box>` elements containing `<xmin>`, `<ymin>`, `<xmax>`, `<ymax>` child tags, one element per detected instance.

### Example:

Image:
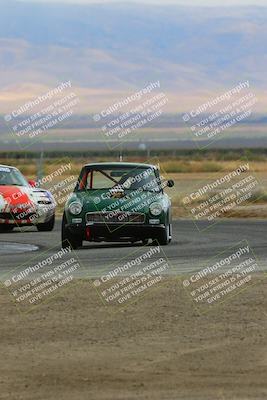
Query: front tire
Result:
<box><xmin>61</xmin><ymin>214</ymin><xmax>82</xmax><ymax>250</ymax></box>
<box><xmin>155</xmin><ymin>224</ymin><xmax>172</xmax><ymax>246</ymax></box>
<box><xmin>0</xmin><ymin>225</ymin><xmax>14</xmax><ymax>233</ymax></box>
<box><xmin>37</xmin><ymin>214</ymin><xmax>55</xmax><ymax>232</ymax></box>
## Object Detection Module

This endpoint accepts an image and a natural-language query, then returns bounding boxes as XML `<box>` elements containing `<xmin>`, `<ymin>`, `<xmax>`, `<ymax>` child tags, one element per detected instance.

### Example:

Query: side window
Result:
<box><xmin>86</xmin><ymin>170</ymin><xmax>93</xmax><ymax>189</ymax></box>
<box><xmin>78</xmin><ymin>169</ymin><xmax>91</xmax><ymax>190</ymax></box>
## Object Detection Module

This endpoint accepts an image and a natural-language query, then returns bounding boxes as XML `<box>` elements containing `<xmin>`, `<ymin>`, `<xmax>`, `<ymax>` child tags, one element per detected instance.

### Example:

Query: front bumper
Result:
<box><xmin>66</xmin><ymin>222</ymin><xmax>166</xmax><ymax>241</ymax></box>
<box><xmin>0</xmin><ymin>205</ymin><xmax>55</xmax><ymax>226</ymax></box>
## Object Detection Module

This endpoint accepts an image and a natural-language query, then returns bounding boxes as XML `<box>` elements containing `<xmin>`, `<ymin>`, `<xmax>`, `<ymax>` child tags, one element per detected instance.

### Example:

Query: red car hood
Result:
<box><xmin>0</xmin><ymin>185</ymin><xmax>34</xmax><ymax>211</ymax></box>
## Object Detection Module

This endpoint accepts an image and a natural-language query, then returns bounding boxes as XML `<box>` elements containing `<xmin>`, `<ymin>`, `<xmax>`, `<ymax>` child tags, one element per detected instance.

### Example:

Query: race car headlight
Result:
<box><xmin>149</xmin><ymin>202</ymin><xmax>163</xmax><ymax>216</ymax></box>
<box><xmin>69</xmin><ymin>202</ymin><xmax>82</xmax><ymax>215</ymax></box>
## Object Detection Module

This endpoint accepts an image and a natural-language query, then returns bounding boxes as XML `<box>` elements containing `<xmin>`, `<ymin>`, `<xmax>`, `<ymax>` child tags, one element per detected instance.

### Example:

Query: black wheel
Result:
<box><xmin>156</xmin><ymin>224</ymin><xmax>171</xmax><ymax>246</ymax></box>
<box><xmin>37</xmin><ymin>214</ymin><xmax>55</xmax><ymax>232</ymax></box>
<box><xmin>61</xmin><ymin>214</ymin><xmax>82</xmax><ymax>250</ymax></box>
<box><xmin>0</xmin><ymin>225</ymin><xmax>14</xmax><ymax>233</ymax></box>
<box><xmin>168</xmin><ymin>223</ymin><xmax>172</xmax><ymax>244</ymax></box>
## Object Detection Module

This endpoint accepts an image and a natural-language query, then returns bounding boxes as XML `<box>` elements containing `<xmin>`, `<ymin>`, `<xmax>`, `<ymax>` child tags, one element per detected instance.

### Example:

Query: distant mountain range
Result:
<box><xmin>0</xmin><ymin>1</ymin><xmax>266</xmax><ymax>114</ymax></box>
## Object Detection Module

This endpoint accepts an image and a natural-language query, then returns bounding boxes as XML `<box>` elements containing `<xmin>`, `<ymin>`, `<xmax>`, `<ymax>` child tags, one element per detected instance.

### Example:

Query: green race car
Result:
<box><xmin>62</xmin><ymin>162</ymin><xmax>174</xmax><ymax>249</ymax></box>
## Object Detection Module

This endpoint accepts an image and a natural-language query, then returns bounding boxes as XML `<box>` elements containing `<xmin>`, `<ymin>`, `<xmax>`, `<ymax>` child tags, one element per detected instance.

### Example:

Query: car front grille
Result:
<box><xmin>86</xmin><ymin>211</ymin><xmax>145</xmax><ymax>224</ymax></box>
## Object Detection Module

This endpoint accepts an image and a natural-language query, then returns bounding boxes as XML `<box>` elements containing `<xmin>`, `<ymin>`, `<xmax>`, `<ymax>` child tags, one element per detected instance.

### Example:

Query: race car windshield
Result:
<box><xmin>0</xmin><ymin>167</ymin><xmax>29</xmax><ymax>187</ymax></box>
<box><xmin>77</xmin><ymin>166</ymin><xmax>161</xmax><ymax>192</ymax></box>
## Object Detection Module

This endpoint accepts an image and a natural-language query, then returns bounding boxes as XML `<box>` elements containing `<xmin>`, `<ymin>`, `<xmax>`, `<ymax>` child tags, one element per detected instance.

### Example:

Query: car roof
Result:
<box><xmin>0</xmin><ymin>164</ymin><xmax>17</xmax><ymax>170</ymax></box>
<box><xmin>83</xmin><ymin>162</ymin><xmax>158</xmax><ymax>169</ymax></box>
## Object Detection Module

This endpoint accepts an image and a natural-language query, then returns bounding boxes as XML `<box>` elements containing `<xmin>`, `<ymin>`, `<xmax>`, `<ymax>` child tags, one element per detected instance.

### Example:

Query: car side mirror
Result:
<box><xmin>28</xmin><ymin>179</ymin><xmax>37</xmax><ymax>188</ymax></box>
<box><xmin>167</xmin><ymin>179</ymin><xmax>174</xmax><ymax>188</ymax></box>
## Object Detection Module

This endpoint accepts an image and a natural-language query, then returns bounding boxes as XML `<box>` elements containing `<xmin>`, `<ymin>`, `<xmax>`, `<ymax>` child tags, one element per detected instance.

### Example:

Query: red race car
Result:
<box><xmin>0</xmin><ymin>164</ymin><xmax>56</xmax><ymax>232</ymax></box>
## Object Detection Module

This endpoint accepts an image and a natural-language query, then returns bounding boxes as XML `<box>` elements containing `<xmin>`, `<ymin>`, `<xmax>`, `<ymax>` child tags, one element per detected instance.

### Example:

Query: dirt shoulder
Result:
<box><xmin>0</xmin><ymin>277</ymin><xmax>266</xmax><ymax>400</ymax></box>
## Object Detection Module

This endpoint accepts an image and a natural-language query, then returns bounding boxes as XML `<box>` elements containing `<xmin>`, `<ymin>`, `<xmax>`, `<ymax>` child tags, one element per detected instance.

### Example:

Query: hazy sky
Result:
<box><xmin>18</xmin><ymin>0</ymin><xmax>267</xmax><ymax>6</ymax></box>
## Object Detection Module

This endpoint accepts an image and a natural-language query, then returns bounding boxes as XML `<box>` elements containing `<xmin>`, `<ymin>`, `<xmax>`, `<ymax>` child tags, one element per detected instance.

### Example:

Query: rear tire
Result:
<box><xmin>37</xmin><ymin>214</ymin><xmax>55</xmax><ymax>232</ymax></box>
<box><xmin>61</xmin><ymin>214</ymin><xmax>82</xmax><ymax>250</ymax></box>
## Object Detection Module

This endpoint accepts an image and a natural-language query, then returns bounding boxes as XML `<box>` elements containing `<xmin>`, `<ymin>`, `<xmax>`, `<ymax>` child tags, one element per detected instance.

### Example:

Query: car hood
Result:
<box><xmin>0</xmin><ymin>185</ymin><xmax>34</xmax><ymax>212</ymax></box>
<box><xmin>75</xmin><ymin>189</ymin><xmax>165</xmax><ymax>214</ymax></box>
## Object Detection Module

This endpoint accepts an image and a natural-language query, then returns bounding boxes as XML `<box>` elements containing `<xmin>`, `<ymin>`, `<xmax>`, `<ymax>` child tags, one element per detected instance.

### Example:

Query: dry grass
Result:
<box><xmin>161</xmin><ymin>159</ymin><xmax>267</xmax><ymax>173</ymax></box>
<box><xmin>2</xmin><ymin>158</ymin><xmax>267</xmax><ymax>176</ymax></box>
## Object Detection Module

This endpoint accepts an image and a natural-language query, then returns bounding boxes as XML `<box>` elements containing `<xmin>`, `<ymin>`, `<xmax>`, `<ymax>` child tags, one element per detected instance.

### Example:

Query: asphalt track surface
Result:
<box><xmin>0</xmin><ymin>219</ymin><xmax>266</xmax><ymax>280</ymax></box>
